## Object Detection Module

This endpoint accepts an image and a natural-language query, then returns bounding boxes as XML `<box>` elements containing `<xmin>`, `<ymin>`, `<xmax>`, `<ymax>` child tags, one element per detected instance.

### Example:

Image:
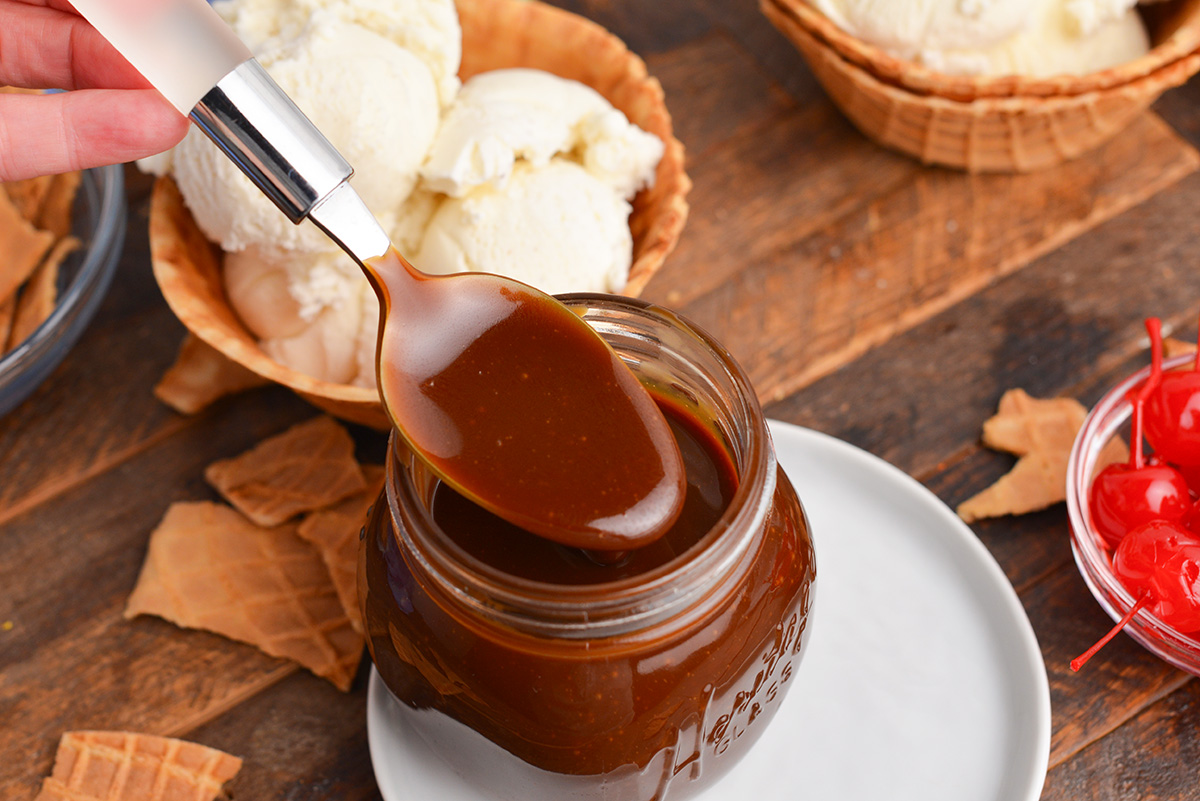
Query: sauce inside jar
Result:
<box><xmin>430</xmin><ymin>397</ymin><xmax>737</xmax><ymax>584</ymax></box>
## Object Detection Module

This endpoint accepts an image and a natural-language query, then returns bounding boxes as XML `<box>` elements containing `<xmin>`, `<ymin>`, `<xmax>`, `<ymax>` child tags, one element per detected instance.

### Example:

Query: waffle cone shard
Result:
<box><xmin>958</xmin><ymin>451</ymin><xmax>1072</xmax><ymax>522</ymax></box>
<box><xmin>5</xmin><ymin>174</ymin><xmax>53</xmax><ymax>223</ymax></box>
<box><xmin>205</xmin><ymin>416</ymin><xmax>367</xmax><ymax>526</ymax></box>
<box><xmin>9</xmin><ymin>236</ymin><xmax>78</xmax><ymax>348</ymax></box>
<box><xmin>37</xmin><ymin>170</ymin><xmax>82</xmax><ymax>239</ymax></box>
<box><xmin>958</xmin><ymin>389</ymin><xmax>1128</xmax><ymax>522</ymax></box>
<box><xmin>0</xmin><ymin>295</ymin><xmax>14</xmax><ymax>351</ymax></box>
<box><xmin>126</xmin><ymin>501</ymin><xmax>363</xmax><ymax>690</ymax></box>
<box><xmin>154</xmin><ymin>333</ymin><xmax>269</xmax><ymax>414</ymax></box>
<box><xmin>0</xmin><ymin>181</ymin><xmax>54</xmax><ymax>306</ymax></box>
<box><xmin>35</xmin><ymin>730</ymin><xmax>241</xmax><ymax>801</ymax></box>
<box><xmin>298</xmin><ymin>465</ymin><xmax>385</xmax><ymax>633</ymax></box>
<box><xmin>982</xmin><ymin>389</ymin><xmax>1088</xmax><ymax>456</ymax></box>
<box><xmin>1163</xmin><ymin>336</ymin><xmax>1197</xmax><ymax>360</ymax></box>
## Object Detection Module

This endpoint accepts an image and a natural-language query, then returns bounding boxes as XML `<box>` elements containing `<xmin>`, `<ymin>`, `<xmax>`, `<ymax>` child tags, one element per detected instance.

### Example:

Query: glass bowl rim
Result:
<box><xmin>0</xmin><ymin>164</ymin><xmax>125</xmax><ymax>378</ymax></box>
<box><xmin>1066</xmin><ymin>353</ymin><xmax>1200</xmax><ymax>672</ymax></box>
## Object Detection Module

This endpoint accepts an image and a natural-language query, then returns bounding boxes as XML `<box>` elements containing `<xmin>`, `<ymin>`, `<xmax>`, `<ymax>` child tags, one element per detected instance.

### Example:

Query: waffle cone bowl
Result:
<box><xmin>151</xmin><ymin>0</ymin><xmax>690</xmax><ymax>430</ymax></box>
<box><xmin>762</xmin><ymin>0</ymin><xmax>1200</xmax><ymax>172</ymax></box>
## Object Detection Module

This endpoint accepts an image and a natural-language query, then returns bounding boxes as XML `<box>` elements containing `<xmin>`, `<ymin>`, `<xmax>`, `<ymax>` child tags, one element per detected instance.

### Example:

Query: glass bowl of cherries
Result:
<box><xmin>1067</xmin><ymin>318</ymin><xmax>1200</xmax><ymax>674</ymax></box>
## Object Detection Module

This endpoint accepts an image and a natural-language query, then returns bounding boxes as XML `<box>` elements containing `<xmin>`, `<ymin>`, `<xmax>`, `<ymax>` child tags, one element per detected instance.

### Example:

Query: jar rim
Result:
<box><xmin>384</xmin><ymin>294</ymin><xmax>777</xmax><ymax>637</ymax></box>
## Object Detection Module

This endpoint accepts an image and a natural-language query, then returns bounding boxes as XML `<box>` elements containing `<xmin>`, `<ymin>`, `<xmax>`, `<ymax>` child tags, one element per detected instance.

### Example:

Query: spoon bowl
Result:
<box><xmin>365</xmin><ymin>247</ymin><xmax>687</xmax><ymax>549</ymax></box>
<box><xmin>307</xmin><ymin>180</ymin><xmax>688</xmax><ymax>548</ymax></box>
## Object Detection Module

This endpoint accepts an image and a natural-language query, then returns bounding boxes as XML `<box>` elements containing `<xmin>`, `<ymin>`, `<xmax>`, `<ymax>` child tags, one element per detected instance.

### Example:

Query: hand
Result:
<box><xmin>0</xmin><ymin>0</ymin><xmax>189</xmax><ymax>180</ymax></box>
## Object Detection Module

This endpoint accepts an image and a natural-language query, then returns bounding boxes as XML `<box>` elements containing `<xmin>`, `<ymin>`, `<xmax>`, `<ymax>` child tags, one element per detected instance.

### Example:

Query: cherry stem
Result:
<box><xmin>1130</xmin><ymin>318</ymin><xmax>1165</xmax><ymax>471</ymax></box>
<box><xmin>1195</xmin><ymin>310</ymin><xmax>1200</xmax><ymax>372</ymax></box>
<box><xmin>1070</xmin><ymin>594</ymin><xmax>1151</xmax><ymax>672</ymax></box>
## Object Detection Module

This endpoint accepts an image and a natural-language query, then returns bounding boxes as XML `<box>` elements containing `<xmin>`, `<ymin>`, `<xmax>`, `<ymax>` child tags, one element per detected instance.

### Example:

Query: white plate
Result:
<box><xmin>368</xmin><ymin>421</ymin><xmax>1051</xmax><ymax>801</ymax></box>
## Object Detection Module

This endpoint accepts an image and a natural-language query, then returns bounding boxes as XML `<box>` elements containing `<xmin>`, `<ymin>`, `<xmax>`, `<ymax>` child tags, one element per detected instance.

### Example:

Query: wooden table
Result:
<box><xmin>4</xmin><ymin>1</ymin><xmax>1200</xmax><ymax>797</ymax></box>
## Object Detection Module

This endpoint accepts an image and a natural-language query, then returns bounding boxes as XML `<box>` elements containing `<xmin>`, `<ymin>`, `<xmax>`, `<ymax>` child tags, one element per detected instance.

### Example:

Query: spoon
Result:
<box><xmin>72</xmin><ymin>0</ymin><xmax>687</xmax><ymax>550</ymax></box>
<box><xmin>316</xmin><ymin>190</ymin><xmax>688</xmax><ymax>550</ymax></box>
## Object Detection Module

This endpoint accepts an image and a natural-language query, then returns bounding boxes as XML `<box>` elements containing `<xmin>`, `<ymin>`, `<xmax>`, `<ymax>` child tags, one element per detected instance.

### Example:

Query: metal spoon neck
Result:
<box><xmin>191</xmin><ymin>58</ymin><xmax>351</xmax><ymax>224</ymax></box>
<box><xmin>189</xmin><ymin>58</ymin><xmax>394</xmax><ymax>273</ymax></box>
<box><xmin>308</xmin><ymin>181</ymin><xmax>392</xmax><ymax>267</ymax></box>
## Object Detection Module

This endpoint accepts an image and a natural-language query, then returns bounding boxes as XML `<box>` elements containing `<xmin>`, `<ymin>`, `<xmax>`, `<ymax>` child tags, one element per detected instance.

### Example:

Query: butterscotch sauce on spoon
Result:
<box><xmin>69</xmin><ymin>0</ymin><xmax>686</xmax><ymax>549</ymax></box>
<box><xmin>364</xmin><ymin>247</ymin><xmax>686</xmax><ymax>550</ymax></box>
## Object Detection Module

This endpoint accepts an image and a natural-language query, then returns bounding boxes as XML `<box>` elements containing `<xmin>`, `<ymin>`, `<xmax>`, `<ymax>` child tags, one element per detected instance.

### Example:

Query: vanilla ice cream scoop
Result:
<box><xmin>213</xmin><ymin>0</ymin><xmax>461</xmax><ymax>104</ymax></box>
<box><xmin>811</xmin><ymin>0</ymin><xmax>1040</xmax><ymax>62</ymax></box>
<box><xmin>962</xmin><ymin>0</ymin><xmax>1148</xmax><ymax>77</ymax></box>
<box><xmin>263</xmin><ymin>292</ymin><xmax>366</xmax><ymax>386</ymax></box>
<box><xmin>813</xmin><ymin>0</ymin><xmax>1150</xmax><ymax>76</ymax></box>
<box><xmin>421</xmin><ymin>68</ymin><xmax>663</xmax><ymax>200</ymax></box>
<box><xmin>173</xmin><ymin>18</ymin><xmax>438</xmax><ymax>254</ymax></box>
<box><xmin>1065</xmin><ymin>0</ymin><xmax>1150</xmax><ymax>35</ymax></box>
<box><xmin>224</xmin><ymin>244</ymin><xmax>381</xmax><ymax>386</ymax></box>
<box><xmin>416</xmin><ymin>159</ymin><xmax>634</xmax><ymax>295</ymax></box>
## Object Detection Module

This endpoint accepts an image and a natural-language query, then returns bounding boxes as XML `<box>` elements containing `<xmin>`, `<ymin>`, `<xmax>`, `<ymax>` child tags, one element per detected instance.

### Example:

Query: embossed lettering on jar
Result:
<box><xmin>360</xmin><ymin>295</ymin><xmax>816</xmax><ymax>801</ymax></box>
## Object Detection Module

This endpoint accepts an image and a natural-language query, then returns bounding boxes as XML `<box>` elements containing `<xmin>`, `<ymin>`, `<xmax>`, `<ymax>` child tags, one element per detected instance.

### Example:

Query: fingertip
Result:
<box><xmin>148</xmin><ymin>95</ymin><xmax>192</xmax><ymax>148</ymax></box>
<box><xmin>0</xmin><ymin>90</ymin><xmax>190</xmax><ymax>180</ymax></box>
<box><xmin>66</xmin><ymin>88</ymin><xmax>190</xmax><ymax>168</ymax></box>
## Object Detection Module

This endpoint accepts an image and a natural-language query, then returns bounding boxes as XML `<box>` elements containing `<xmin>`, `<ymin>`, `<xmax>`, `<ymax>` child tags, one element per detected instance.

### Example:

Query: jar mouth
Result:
<box><xmin>385</xmin><ymin>294</ymin><xmax>776</xmax><ymax>637</ymax></box>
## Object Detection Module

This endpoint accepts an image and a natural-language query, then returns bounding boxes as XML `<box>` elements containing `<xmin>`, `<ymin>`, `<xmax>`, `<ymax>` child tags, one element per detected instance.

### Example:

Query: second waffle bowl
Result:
<box><xmin>150</xmin><ymin>0</ymin><xmax>690</xmax><ymax>430</ymax></box>
<box><xmin>762</xmin><ymin>0</ymin><xmax>1200</xmax><ymax>172</ymax></box>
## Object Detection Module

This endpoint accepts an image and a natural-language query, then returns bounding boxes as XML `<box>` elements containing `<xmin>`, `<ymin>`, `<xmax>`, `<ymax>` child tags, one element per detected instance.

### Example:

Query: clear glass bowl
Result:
<box><xmin>1067</xmin><ymin>354</ymin><xmax>1200</xmax><ymax>675</ymax></box>
<box><xmin>0</xmin><ymin>164</ymin><xmax>125</xmax><ymax>418</ymax></box>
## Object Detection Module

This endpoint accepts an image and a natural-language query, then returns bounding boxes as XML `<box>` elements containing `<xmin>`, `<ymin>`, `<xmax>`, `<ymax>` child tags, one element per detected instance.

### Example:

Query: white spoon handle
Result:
<box><xmin>72</xmin><ymin>0</ymin><xmax>354</xmax><ymax>225</ymax></box>
<box><xmin>69</xmin><ymin>0</ymin><xmax>250</xmax><ymax>114</ymax></box>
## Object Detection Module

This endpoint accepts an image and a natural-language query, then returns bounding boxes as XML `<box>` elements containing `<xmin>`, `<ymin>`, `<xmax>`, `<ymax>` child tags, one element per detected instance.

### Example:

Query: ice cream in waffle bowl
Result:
<box><xmin>148</xmin><ymin>0</ymin><xmax>690</xmax><ymax>429</ymax></box>
<box><xmin>762</xmin><ymin>0</ymin><xmax>1200</xmax><ymax>171</ymax></box>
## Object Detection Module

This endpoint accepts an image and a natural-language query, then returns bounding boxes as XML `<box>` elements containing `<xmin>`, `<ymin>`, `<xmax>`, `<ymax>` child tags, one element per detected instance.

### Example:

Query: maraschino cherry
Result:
<box><xmin>1184</xmin><ymin>500</ymin><xmax>1200</xmax><ymax>534</ymax></box>
<box><xmin>1112</xmin><ymin>519</ymin><xmax>1200</xmax><ymax>634</ymax></box>
<box><xmin>1145</xmin><ymin>313</ymin><xmax>1200</xmax><ymax>467</ymax></box>
<box><xmin>1172</xmin><ymin>462</ymin><xmax>1200</xmax><ymax>500</ymax></box>
<box><xmin>1071</xmin><ymin>519</ymin><xmax>1200</xmax><ymax>671</ymax></box>
<box><xmin>1089</xmin><ymin>319</ymin><xmax>1192</xmax><ymax>550</ymax></box>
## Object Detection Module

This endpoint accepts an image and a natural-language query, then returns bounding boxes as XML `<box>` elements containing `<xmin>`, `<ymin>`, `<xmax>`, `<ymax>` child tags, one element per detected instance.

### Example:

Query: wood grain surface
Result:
<box><xmin>3</xmin><ymin>0</ymin><xmax>1200</xmax><ymax>799</ymax></box>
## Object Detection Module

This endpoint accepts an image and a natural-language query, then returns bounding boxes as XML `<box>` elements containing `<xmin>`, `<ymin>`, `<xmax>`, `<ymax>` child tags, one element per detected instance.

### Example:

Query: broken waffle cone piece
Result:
<box><xmin>34</xmin><ymin>730</ymin><xmax>241</xmax><ymax>801</ymax></box>
<box><xmin>5</xmin><ymin>174</ymin><xmax>53</xmax><ymax>223</ymax></box>
<box><xmin>154</xmin><ymin>333</ymin><xmax>269</xmax><ymax>414</ymax></box>
<box><xmin>125</xmin><ymin>501</ymin><xmax>363</xmax><ymax>690</ymax></box>
<box><xmin>1163</xmin><ymin>336</ymin><xmax>1197</xmax><ymax>361</ymax></box>
<box><xmin>0</xmin><ymin>160</ymin><xmax>81</xmax><ymax>355</ymax></box>
<box><xmin>981</xmin><ymin>389</ymin><xmax>1091</xmax><ymax>457</ymax></box>
<box><xmin>8</xmin><ymin>236</ymin><xmax>77</xmax><ymax>349</ymax></box>
<box><xmin>0</xmin><ymin>182</ymin><xmax>54</xmax><ymax>307</ymax></box>
<box><xmin>205</xmin><ymin>416</ymin><xmax>367</xmax><ymax>527</ymax></box>
<box><xmin>958</xmin><ymin>451</ymin><xmax>1075</xmax><ymax>523</ymax></box>
<box><xmin>0</xmin><ymin>296</ymin><xmax>13</xmax><ymax>351</ymax></box>
<box><xmin>958</xmin><ymin>389</ymin><xmax>1128</xmax><ymax>522</ymax></box>
<box><xmin>36</xmin><ymin>170</ymin><xmax>82</xmax><ymax>239</ymax></box>
<box><xmin>298</xmin><ymin>465</ymin><xmax>385</xmax><ymax>633</ymax></box>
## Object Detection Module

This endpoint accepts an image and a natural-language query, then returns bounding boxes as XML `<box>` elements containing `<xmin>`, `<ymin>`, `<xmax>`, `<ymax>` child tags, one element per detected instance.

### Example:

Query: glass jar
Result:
<box><xmin>360</xmin><ymin>295</ymin><xmax>816</xmax><ymax>801</ymax></box>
